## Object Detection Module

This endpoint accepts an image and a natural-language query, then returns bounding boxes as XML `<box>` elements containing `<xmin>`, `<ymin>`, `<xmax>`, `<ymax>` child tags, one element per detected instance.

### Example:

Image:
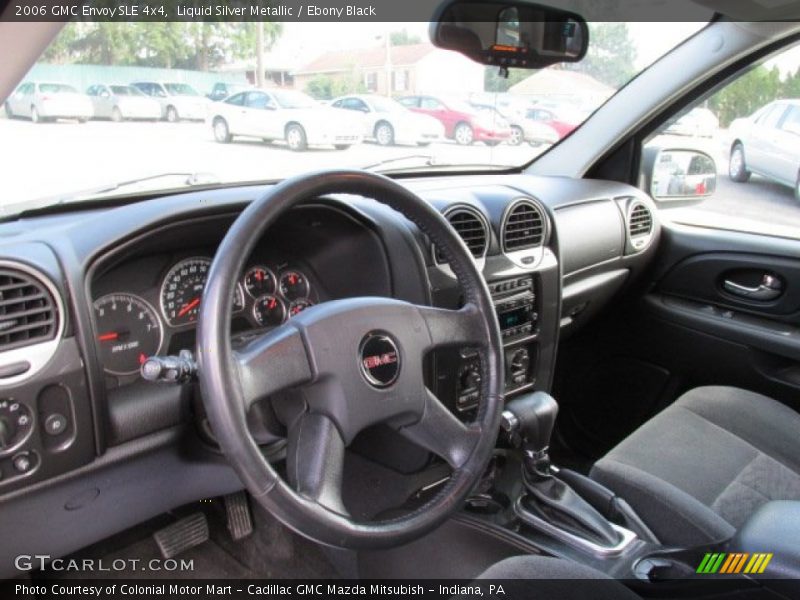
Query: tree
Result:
<box><xmin>305</xmin><ymin>72</ymin><xmax>366</xmax><ymax>101</ymax></box>
<box><xmin>390</xmin><ymin>29</ymin><xmax>422</xmax><ymax>46</ymax></box>
<box><xmin>708</xmin><ymin>65</ymin><xmax>782</xmax><ymax>127</ymax></box>
<box><xmin>38</xmin><ymin>22</ymin><xmax>282</xmax><ymax>71</ymax></box>
<box><xmin>571</xmin><ymin>22</ymin><xmax>636</xmax><ymax>88</ymax></box>
<box><xmin>484</xmin><ymin>67</ymin><xmax>528</xmax><ymax>93</ymax></box>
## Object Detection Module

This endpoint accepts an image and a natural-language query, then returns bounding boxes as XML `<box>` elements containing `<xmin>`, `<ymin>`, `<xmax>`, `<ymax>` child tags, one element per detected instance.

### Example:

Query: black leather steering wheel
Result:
<box><xmin>197</xmin><ymin>169</ymin><xmax>504</xmax><ymax>549</ymax></box>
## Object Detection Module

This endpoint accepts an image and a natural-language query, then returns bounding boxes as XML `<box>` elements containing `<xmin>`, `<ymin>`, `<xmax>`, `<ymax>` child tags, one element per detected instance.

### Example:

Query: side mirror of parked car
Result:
<box><xmin>643</xmin><ymin>147</ymin><xmax>717</xmax><ymax>204</ymax></box>
<box><xmin>430</xmin><ymin>0</ymin><xmax>588</xmax><ymax>69</ymax></box>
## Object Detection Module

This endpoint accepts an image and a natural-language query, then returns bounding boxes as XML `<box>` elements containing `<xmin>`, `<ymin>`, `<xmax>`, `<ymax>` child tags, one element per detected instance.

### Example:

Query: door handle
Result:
<box><xmin>723</xmin><ymin>273</ymin><xmax>783</xmax><ymax>301</ymax></box>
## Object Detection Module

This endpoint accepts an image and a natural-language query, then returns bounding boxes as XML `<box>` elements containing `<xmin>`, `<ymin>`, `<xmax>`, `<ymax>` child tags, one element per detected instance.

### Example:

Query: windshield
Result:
<box><xmin>369</xmin><ymin>96</ymin><xmax>407</xmax><ymax>113</ymax></box>
<box><xmin>0</xmin><ymin>21</ymin><xmax>706</xmax><ymax>214</ymax></box>
<box><xmin>163</xmin><ymin>83</ymin><xmax>200</xmax><ymax>96</ymax></box>
<box><xmin>39</xmin><ymin>83</ymin><xmax>78</xmax><ymax>94</ymax></box>
<box><xmin>272</xmin><ymin>89</ymin><xmax>317</xmax><ymax>109</ymax></box>
<box><xmin>110</xmin><ymin>85</ymin><xmax>144</xmax><ymax>96</ymax></box>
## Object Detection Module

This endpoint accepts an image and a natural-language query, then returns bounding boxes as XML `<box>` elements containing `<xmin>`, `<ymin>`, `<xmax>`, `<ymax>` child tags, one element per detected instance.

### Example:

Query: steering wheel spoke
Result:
<box><xmin>398</xmin><ymin>388</ymin><xmax>481</xmax><ymax>469</ymax></box>
<box><xmin>234</xmin><ymin>325</ymin><xmax>313</xmax><ymax>409</ymax></box>
<box><xmin>418</xmin><ymin>302</ymin><xmax>487</xmax><ymax>350</ymax></box>
<box><xmin>287</xmin><ymin>412</ymin><xmax>348</xmax><ymax>516</ymax></box>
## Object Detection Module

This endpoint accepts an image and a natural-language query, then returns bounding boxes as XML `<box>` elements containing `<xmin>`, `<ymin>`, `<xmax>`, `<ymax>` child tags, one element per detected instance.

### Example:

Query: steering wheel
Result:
<box><xmin>197</xmin><ymin>170</ymin><xmax>504</xmax><ymax>549</ymax></box>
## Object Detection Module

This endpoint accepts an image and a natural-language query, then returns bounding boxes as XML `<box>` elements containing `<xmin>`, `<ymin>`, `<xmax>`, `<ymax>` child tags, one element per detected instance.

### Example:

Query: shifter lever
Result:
<box><xmin>503</xmin><ymin>392</ymin><xmax>559</xmax><ymax>478</ymax></box>
<box><xmin>504</xmin><ymin>392</ymin><xmax>623</xmax><ymax>550</ymax></box>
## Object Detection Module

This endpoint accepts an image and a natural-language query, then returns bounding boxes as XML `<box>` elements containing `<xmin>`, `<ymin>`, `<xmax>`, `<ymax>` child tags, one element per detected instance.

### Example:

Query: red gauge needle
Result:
<box><xmin>98</xmin><ymin>332</ymin><xmax>119</xmax><ymax>342</ymax></box>
<box><xmin>177</xmin><ymin>297</ymin><xmax>201</xmax><ymax>317</ymax></box>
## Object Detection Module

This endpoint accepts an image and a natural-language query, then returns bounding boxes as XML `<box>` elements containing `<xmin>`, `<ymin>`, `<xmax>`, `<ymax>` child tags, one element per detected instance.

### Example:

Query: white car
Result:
<box><xmin>209</xmin><ymin>89</ymin><xmax>362</xmax><ymax>151</ymax></box>
<box><xmin>130</xmin><ymin>81</ymin><xmax>209</xmax><ymax>122</ymax></box>
<box><xmin>86</xmin><ymin>84</ymin><xmax>162</xmax><ymax>121</ymax></box>
<box><xmin>665</xmin><ymin>107</ymin><xmax>720</xmax><ymax>139</ymax></box>
<box><xmin>4</xmin><ymin>82</ymin><xmax>93</xmax><ymax>123</ymax></box>
<box><xmin>331</xmin><ymin>94</ymin><xmax>444</xmax><ymax>146</ymax></box>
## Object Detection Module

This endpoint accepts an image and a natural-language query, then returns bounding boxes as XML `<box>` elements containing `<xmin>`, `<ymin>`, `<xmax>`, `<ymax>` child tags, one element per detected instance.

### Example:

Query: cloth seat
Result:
<box><xmin>591</xmin><ymin>386</ymin><xmax>800</xmax><ymax>546</ymax></box>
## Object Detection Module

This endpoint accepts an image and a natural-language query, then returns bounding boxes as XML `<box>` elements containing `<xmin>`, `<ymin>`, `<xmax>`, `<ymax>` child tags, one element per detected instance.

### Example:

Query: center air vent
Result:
<box><xmin>627</xmin><ymin>201</ymin><xmax>654</xmax><ymax>250</ymax></box>
<box><xmin>437</xmin><ymin>208</ymin><xmax>488</xmax><ymax>262</ymax></box>
<box><xmin>503</xmin><ymin>200</ymin><xmax>545</xmax><ymax>252</ymax></box>
<box><xmin>0</xmin><ymin>267</ymin><xmax>59</xmax><ymax>353</ymax></box>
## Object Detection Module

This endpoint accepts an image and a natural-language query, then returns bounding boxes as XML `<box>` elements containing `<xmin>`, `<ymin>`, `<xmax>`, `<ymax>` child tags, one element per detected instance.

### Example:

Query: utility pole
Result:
<box><xmin>384</xmin><ymin>33</ymin><xmax>392</xmax><ymax>97</ymax></box>
<box><xmin>255</xmin><ymin>22</ymin><xmax>265</xmax><ymax>88</ymax></box>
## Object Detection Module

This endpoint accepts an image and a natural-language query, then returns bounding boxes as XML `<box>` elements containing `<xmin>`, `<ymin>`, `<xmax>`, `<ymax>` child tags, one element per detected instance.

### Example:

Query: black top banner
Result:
<box><xmin>0</xmin><ymin>0</ymin><xmax>719</xmax><ymax>22</ymax></box>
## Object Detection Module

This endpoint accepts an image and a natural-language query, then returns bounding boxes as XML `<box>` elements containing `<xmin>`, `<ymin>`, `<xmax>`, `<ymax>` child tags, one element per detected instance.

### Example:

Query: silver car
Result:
<box><xmin>729</xmin><ymin>99</ymin><xmax>800</xmax><ymax>199</ymax></box>
<box><xmin>86</xmin><ymin>84</ymin><xmax>162</xmax><ymax>121</ymax></box>
<box><xmin>130</xmin><ymin>81</ymin><xmax>209</xmax><ymax>122</ymax></box>
<box><xmin>4</xmin><ymin>81</ymin><xmax>93</xmax><ymax>123</ymax></box>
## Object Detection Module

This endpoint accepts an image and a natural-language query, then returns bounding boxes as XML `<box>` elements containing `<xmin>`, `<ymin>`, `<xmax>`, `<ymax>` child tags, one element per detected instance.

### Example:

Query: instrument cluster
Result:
<box><xmin>93</xmin><ymin>255</ymin><xmax>318</xmax><ymax>377</ymax></box>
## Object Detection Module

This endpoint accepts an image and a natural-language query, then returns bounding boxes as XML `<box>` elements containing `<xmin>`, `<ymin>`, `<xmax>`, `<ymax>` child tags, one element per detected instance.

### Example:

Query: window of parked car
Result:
<box><xmin>420</xmin><ymin>97</ymin><xmax>444</xmax><ymax>111</ymax></box>
<box><xmin>340</xmin><ymin>97</ymin><xmax>369</xmax><ymax>112</ymax></box>
<box><xmin>225</xmin><ymin>92</ymin><xmax>247</xmax><ymax>107</ymax></box>
<box><xmin>642</xmin><ymin>43</ymin><xmax>800</xmax><ymax>240</ymax></box>
<box><xmin>163</xmin><ymin>83</ymin><xmax>200</xmax><ymax>96</ymax></box>
<box><xmin>245</xmin><ymin>92</ymin><xmax>274</xmax><ymax>110</ymax></box>
<box><xmin>271</xmin><ymin>90</ymin><xmax>315</xmax><ymax>109</ymax></box>
<box><xmin>110</xmin><ymin>85</ymin><xmax>141</xmax><ymax>96</ymax></box>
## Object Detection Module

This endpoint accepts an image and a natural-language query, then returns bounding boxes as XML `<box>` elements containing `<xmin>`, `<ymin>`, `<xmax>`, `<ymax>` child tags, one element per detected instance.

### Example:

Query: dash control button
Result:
<box><xmin>45</xmin><ymin>413</ymin><xmax>68</xmax><ymax>436</ymax></box>
<box><xmin>13</xmin><ymin>452</ymin><xmax>32</xmax><ymax>473</ymax></box>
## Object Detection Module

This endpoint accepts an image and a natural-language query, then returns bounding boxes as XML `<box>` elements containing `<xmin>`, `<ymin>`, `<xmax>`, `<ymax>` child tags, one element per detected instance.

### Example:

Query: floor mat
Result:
<box><xmin>33</xmin><ymin>497</ymin><xmax>339</xmax><ymax>580</ymax></box>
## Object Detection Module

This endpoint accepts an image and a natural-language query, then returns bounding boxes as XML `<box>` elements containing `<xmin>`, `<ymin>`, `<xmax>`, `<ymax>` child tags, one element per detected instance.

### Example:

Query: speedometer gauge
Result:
<box><xmin>161</xmin><ymin>257</ymin><xmax>244</xmax><ymax>327</ymax></box>
<box><xmin>94</xmin><ymin>293</ymin><xmax>163</xmax><ymax>376</ymax></box>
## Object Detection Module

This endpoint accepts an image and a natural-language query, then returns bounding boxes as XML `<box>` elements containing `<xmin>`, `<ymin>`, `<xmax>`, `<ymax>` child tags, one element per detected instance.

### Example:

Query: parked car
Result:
<box><xmin>86</xmin><ymin>84</ymin><xmax>161</xmax><ymax>122</ymax></box>
<box><xmin>665</xmin><ymin>107</ymin><xmax>720</xmax><ymax>138</ymax></box>
<box><xmin>469</xmin><ymin>101</ymin><xmax>559</xmax><ymax>147</ymax></box>
<box><xmin>208</xmin><ymin>82</ymin><xmax>252</xmax><ymax>102</ymax></box>
<box><xmin>4</xmin><ymin>81</ymin><xmax>93</xmax><ymax>123</ymax></box>
<box><xmin>130</xmin><ymin>81</ymin><xmax>209</xmax><ymax>122</ymax></box>
<box><xmin>330</xmin><ymin>94</ymin><xmax>444</xmax><ymax>146</ymax></box>
<box><xmin>729</xmin><ymin>99</ymin><xmax>800</xmax><ymax>198</ymax></box>
<box><xmin>208</xmin><ymin>89</ymin><xmax>362</xmax><ymax>151</ymax></box>
<box><xmin>398</xmin><ymin>95</ymin><xmax>511</xmax><ymax>146</ymax></box>
<box><xmin>525</xmin><ymin>104</ymin><xmax>588</xmax><ymax>139</ymax></box>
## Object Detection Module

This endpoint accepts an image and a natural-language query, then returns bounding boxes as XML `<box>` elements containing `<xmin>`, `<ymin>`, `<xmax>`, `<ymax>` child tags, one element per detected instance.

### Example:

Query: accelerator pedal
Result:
<box><xmin>224</xmin><ymin>490</ymin><xmax>254</xmax><ymax>540</ymax></box>
<box><xmin>154</xmin><ymin>512</ymin><xmax>209</xmax><ymax>559</ymax></box>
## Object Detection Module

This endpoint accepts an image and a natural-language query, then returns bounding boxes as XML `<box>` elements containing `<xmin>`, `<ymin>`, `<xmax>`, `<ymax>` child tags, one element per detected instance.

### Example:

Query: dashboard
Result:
<box><xmin>0</xmin><ymin>172</ymin><xmax>659</xmax><ymax>576</ymax></box>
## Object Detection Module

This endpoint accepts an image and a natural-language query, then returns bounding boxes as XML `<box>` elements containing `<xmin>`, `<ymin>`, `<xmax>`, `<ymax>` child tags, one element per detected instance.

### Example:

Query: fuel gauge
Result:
<box><xmin>253</xmin><ymin>294</ymin><xmax>286</xmax><ymax>327</ymax></box>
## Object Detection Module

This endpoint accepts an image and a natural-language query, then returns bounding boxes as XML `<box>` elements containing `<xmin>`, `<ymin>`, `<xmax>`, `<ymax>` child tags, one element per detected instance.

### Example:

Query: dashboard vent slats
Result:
<box><xmin>503</xmin><ymin>200</ymin><xmax>544</xmax><ymax>252</ymax></box>
<box><xmin>437</xmin><ymin>208</ymin><xmax>488</xmax><ymax>262</ymax></box>
<box><xmin>0</xmin><ymin>268</ymin><xmax>58</xmax><ymax>352</ymax></box>
<box><xmin>628</xmin><ymin>202</ymin><xmax>653</xmax><ymax>239</ymax></box>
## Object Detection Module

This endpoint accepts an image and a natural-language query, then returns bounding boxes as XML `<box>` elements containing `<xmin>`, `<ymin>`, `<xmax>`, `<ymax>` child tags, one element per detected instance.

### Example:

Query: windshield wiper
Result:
<box><xmin>0</xmin><ymin>172</ymin><xmax>220</xmax><ymax>220</ymax></box>
<box><xmin>363</xmin><ymin>154</ymin><xmax>437</xmax><ymax>171</ymax></box>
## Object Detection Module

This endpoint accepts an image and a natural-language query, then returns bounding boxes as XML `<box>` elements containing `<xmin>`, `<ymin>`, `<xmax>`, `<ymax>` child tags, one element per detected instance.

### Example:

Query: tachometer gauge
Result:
<box><xmin>279</xmin><ymin>270</ymin><xmax>310</xmax><ymax>301</ymax></box>
<box><xmin>253</xmin><ymin>294</ymin><xmax>286</xmax><ymax>327</ymax></box>
<box><xmin>94</xmin><ymin>293</ymin><xmax>163</xmax><ymax>376</ymax></box>
<box><xmin>289</xmin><ymin>299</ymin><xmax>314</xmax><ymax>317</ymax></box>
<box><xmin>244</xmin><ymin>266</ymin><xmax>276</xmax><ymax>298</ymax></box>
<box><xmin>161</xmin><ymin>257</ymin><xmax>244</xmax><ymax>327</ymax></box>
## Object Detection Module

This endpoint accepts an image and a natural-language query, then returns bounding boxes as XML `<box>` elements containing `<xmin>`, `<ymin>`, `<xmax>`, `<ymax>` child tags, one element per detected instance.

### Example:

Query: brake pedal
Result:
<box><xmin>153</xmin><ymin>512</ymin><xmax>209</xmax><ymax>559</ymax></box>
<box><xmin>224</xmin><ymin>491</ymin><xmax>253</xmax><ymax>540</ymax></box>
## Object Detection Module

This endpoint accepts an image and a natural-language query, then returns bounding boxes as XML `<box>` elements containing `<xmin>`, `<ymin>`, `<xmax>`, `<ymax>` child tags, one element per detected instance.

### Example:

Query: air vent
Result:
<box><xmin>503</xmin><ymin>200</ymin><xmax>545</xmax><ymax>252</ymax></box>
<box><xmin>437</xmin><ymin>208</ymin><xmax>488</xmax><ymax>262</ymax></box>
<box><xmin>0</xmin><ymin>267</ymin><xmax>58</xmax><ymax>352</ymax></box>
<box><xmin>627</xmin><ymin>201</ymin><xmax>653</xmax><ymax>245</ymax></box>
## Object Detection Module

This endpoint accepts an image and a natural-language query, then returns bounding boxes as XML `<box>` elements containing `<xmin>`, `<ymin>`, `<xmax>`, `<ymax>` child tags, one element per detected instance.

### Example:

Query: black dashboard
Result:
<box><xmin>0</xmin><ymin>172</ymin><xmax>659</xmax><ymax>576</ymax></box>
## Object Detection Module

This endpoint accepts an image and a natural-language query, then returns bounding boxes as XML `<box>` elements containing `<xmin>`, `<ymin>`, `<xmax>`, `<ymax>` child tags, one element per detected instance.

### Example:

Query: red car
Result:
<box><xmin>399</xmin><ymin>95</ymin><xmax>511</xmax><ymax>146</ymax></box>
<box><xmin>525</xmin><ymin>105</ymin><xmax>589</xmax><ymax>139</ymax></box>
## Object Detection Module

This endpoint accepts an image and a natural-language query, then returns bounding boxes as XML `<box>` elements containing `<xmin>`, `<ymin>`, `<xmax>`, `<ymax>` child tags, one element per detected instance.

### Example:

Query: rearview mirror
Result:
<box><xmin>431</xmin><ymin>0</ymin><xmax>588</xmax><ymax>69</ymax></box>
<box><xmin>644</xmin><ymin>148</ymin><xmax>717</xmax><ymax>204</ymax></box>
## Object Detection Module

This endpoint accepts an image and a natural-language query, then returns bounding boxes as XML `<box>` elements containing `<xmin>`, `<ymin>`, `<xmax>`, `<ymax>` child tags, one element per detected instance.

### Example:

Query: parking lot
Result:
<box><xmin>0</xmin><ymin>116</ymin><xmax>797</xmax><ymax>233</ymax></box>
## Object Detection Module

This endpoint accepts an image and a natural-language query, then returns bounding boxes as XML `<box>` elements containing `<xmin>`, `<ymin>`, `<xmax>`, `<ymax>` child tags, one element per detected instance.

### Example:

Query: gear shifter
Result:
<box><xmin>503</xmin><ymin>392</ymin><xmax>622</xmax><ymax>549</ymax></box>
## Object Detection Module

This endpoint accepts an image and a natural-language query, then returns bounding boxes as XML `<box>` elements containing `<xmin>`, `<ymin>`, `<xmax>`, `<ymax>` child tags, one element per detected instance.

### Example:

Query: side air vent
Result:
<box><xmin>437</xmin><ymin>208</ymin><xmax>488</xmax><ymax>262</ymax></box>
<box><xmin>627</xmin><ymin>201</ymin><xmax>654</xmax><ymax>250</ymax></box>
<box><xmin>502</xmin><ymin>200</ymin><xmax>545</xmax><ymax>252</ymax></box>
<box><xmin>0</xmin><ymin>267</ymin><xmax>59</xmax><ymax>352</ymax></box>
